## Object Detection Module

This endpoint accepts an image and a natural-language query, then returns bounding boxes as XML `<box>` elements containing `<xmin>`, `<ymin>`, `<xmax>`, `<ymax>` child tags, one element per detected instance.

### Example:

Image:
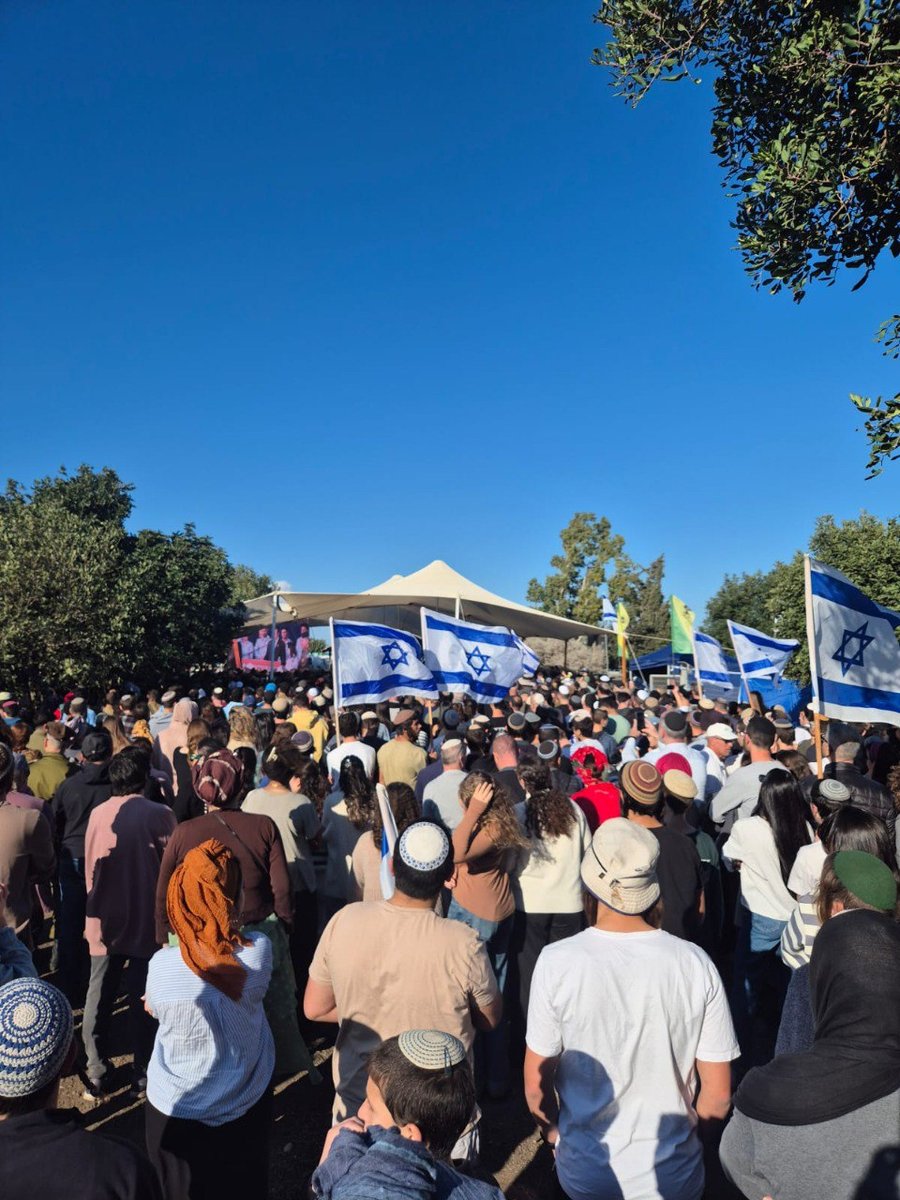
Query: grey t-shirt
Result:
<box><xmin>710</xmin><ymin>761</ymin><xmax>783</xmax><ymax>828</ymax></box>
<box><xmin>421</xmin><ymin>769</ymin><xmax>468</xmax><ymax>831</ymax></box>
<box><xmin>720</xmin><ymin>1090</ymin><xmax>900</xmax><ymax>1200</ymax></box>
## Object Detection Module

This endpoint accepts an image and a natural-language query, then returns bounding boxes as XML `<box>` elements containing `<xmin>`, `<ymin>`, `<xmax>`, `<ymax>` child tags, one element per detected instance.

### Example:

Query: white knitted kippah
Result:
<box><xmin>398</xmin><ymin>1029</ymin><xmax>466</xmax><ymax>1071</ymax></box>
<box><xmin>398</xmin><ymin>823</ymin><xmax>450</xmax><ymax>872</ymax></box>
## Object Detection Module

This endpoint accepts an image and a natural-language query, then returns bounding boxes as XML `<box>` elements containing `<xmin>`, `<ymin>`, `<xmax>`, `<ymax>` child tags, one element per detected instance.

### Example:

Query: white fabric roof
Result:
<box><xmin>244</xmin><ymin>559</ymin><xmax>608</xmax><ymax>642</ymax></box>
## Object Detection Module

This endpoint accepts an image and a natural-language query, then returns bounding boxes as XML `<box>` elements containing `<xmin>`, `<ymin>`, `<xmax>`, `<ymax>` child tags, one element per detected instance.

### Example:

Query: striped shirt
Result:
<box><xmin>780</xmin><ymin>895</ymin><xmax>820</xmax><ymax>970</ymax></box>
<box><xmin>145</xmin><ymin>932</ymin><xmax>275</xmax><ymax>1125</ymax></box>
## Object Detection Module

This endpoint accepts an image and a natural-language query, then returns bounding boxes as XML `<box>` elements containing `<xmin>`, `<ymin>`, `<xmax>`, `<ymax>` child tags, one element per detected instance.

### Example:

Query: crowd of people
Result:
<box><xmin>0</xmin><ymin>669</ymin><xmax>898</xmax><ymax>1200</ymax></box>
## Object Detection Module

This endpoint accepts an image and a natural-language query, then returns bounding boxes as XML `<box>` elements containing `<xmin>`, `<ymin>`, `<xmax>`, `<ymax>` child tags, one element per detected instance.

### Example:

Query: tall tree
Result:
<box><xmin>228</xmin><ymin>564</ymin><xmax>275</xmax><ymax>609</ymax></box>
<box><xmin>621</xmin><ymin>554</ymin><xmax>670</xmax><ymax>647</ymax></box>
<box><xmin>0</xmin><ymin>467</ymin><xmax>245</xmax><ymax>698</ymax></box>
<box><xmin>702</xmin><ymin>571</ymin><xmax>774</xmax><ymax>646</ymax></box>
<box><xmin>711</xmin><ymin>512</ymin><xmax>900</xmax><ymax>682</ymax></box>
<box><xmin>593</xmin><ymin>1</ymin><xmax>900</xmax><ymax>474</ymax></box>
<box><xmin>527</xmin><ymin>512</ymin><xmax>630</xmax><ymax>625</ymax></box>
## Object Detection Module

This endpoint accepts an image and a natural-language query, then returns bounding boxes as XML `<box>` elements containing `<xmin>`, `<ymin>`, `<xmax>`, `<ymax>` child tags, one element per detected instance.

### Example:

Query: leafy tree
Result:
<box><xmin>702</xmin><ymin>570</ymin><xmax>774</xmax><ymax>646</ymax></box>
<box><xmin>621</xmin><ymin>554</ymin><xmax>670</xmax><ymax>646</ymax></box>
<box><xmin>593</xmin><ymin>1</ymin><xmax>900</xmax><ymax>473</ymax></box>
<box><xmin>0</xmin><ymin>467</ymin><xmax>245</xmax><ymax>698</ymax></box>
<box><xmin>761</xmin><ymin>512</ymin><xmax>899</xmax><ymax>682</ymax></box>
<box><xmin>229</xmin><ymin>563</ymin><xmax>275</xmax><ymax>608</ymax></box>
<box><xmin>527</xmin><ymin>512</ymin><xmax>630</xmax><ymax>625</ymax></box>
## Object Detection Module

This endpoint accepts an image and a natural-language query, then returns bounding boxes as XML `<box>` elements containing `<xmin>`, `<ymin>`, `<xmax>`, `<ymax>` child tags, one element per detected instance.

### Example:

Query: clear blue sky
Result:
<box><xmin>2</xmin><ymin>1</ymin><xmax>897</xmax><ymax>621</ymax></box>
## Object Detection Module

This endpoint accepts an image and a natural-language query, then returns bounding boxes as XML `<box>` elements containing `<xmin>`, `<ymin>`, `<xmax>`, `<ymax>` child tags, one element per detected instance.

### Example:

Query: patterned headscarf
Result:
<box><xmin>191</xmin><ymin>747</ymin><xmax>243</xmax><ymax>810</ymax></box>
<box><xmin>166</xmin><ymin>839</ymin><xmax>250</xmax><ymax>1001</ymax></box>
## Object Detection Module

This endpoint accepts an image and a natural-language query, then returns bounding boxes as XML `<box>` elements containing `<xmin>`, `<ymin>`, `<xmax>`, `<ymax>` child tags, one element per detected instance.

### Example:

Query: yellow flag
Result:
<box><xmin>616</xmin><ymin>602</ymin><xmax>630</xmax><ymax>662</ymax></box>
<box><xmin>670</xmin><ymin>595</ymin><xmax>695</xmax><ymax>655</ymax></box>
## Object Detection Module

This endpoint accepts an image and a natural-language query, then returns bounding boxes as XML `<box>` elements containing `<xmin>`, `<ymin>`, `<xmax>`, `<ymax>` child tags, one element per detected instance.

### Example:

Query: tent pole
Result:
<box><xmin>563</xmin><ymin>639</ymin><xmax>569</xmax><ymax>670</ymax></box>
<box><xmin>268</xmin><ymin>595</ymin><xmax>277</xmax><ymax>682</ymax></box>
<box><xmin>455</xmin><ymin>595</ymin><xmax>461</xmax><ymax>619</ymax></box>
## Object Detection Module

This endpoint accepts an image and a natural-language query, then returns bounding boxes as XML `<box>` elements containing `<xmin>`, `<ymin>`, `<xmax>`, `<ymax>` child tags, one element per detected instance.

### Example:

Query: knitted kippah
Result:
<box><xmin>833</xmin><ymin>850</ymin><xmax>897</xmax><ymax>912</ymax></box>
<box><xmin>620</xmin><ymin>760</ymin><xmax>662</xmax><ymax>807</ymax></box>
<box><xmin>398</xmin><ymin>823</ymin><xmax>450</xmax><ymax>872</ymax></box>
<box><xmin>398</xmin><ymin>1029</ymin><xmax>466</xmax><ymax>1071</ymax></box>
<box><xmin>0</xmin><ymin>978</ymin><xmax>73</xmax><ymax>1098</ymax></box>
<box><xmin>818</xmin><ymin>779</ymin><xmax>851</xmax><ymax>805</ymax></box>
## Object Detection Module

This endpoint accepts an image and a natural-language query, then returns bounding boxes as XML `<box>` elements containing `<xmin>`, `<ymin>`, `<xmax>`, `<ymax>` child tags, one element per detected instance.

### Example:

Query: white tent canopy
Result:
<box><xmin>244</xmin><ymin>559</ymin><xmax>609</xmax><ymax>643</ymax></box>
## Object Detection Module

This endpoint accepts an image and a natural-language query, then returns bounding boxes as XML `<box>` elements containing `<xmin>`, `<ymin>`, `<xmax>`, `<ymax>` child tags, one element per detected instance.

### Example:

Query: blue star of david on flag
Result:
<box><xmin>381</xmin><ymin>641</ymin><xmax>410</xmax><ymax>670</ymax></box>
<box><xmin>831</xmin><ymin>622</ymin><xmax>875</xmax><ymax>676</ymax></box>
<box><xmin>465</xmin><ymin>645</ymin><xmax>492</xmax><ymax>677</ymax></box>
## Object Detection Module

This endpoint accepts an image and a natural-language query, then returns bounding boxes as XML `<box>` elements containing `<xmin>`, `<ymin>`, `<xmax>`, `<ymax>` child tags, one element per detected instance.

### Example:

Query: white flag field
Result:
<box><xmin>727</xmin><ymin>619</ymin><xmax>799</xmax><ymax>682</ymax></box>
<box><xmin>421</xmin><ymin>608</ymin><xmax>537</xmax><ymax>703</ymax></box>
<box><xmin>805</xmin><ymin>556</ymin><xmax>900</xmax><ymax>726</ymax></box>
<box><xmin>693</xmin><ymin>631</ymin><xmax>733</xmax><ymax>690</ymax></box>
<box><xmin>331</xmin><ymin>618</ymin><xmax>438</xmax><ymax>706</ymax></box>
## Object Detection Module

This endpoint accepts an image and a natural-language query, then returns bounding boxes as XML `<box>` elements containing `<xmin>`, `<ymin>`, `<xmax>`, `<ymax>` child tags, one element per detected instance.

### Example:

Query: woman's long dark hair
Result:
<box><xmin>371</xmin><ymin>782</ymin><xmax>420</xmax><ymax>848</ymax></box>
<box><xmin>754</xmin><ymin>769</ymin><xmax>812</xmax><ymax>884</ymax></box>
<box><xmin>517</xmin><ymin>761</ymin><xmax>574</xmax><ymax>840</ymax></box>
<box><xmin>339</xmin><ymin>755</ymin><xmax>374</xmax><ymax>830</ymax></box>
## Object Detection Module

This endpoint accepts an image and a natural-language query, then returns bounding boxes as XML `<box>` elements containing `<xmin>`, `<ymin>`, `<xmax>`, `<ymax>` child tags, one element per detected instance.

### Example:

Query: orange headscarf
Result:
<box><xmin>166</xmin><ymin>839</ymin><xmax>251</xmax><ymax>1001</ymax></box>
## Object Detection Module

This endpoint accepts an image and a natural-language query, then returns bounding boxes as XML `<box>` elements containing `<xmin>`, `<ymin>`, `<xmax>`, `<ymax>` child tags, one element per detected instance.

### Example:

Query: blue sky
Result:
<box><xmin>2</xmin><ymin>1</ymin><xmax>897</xmax><ymax>622</ymax></box>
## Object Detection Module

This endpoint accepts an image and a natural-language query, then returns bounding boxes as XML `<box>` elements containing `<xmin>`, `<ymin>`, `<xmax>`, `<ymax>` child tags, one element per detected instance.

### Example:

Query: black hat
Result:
<box><xmin>80</xmin><ymin>730</ymin><xmax>112</xmax><ymax>762</ymax></box>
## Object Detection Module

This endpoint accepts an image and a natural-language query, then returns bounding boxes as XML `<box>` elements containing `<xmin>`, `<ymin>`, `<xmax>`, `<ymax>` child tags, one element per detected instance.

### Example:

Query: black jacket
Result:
<box><xmin>51</xmin><ymin>761</ymin><xmax>114</xmax><ymax>858</ymax></box>
<box><xmin>814</xmin><ymin>762</ymin><xmax>896</xmax><ymax>836</ymax></box>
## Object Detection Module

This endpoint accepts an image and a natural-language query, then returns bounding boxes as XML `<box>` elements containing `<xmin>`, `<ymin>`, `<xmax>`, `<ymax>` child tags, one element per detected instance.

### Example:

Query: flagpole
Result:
<box><xmin>268</xmin><ymin>594</ymin><xmax>278</xmax><ymax>682</ymax></box>
<box><xmin>691</xmin><ymin>631</ymin><xmax>704</xmax><ymax>700</ymax></box>
<box><xmin>330</xmin><ymin>617</ymin><xmax>342</xmax><ymax>747</ymax></box>
<box><xmin>803</xmin><ymin>555</ymin><xmax>826</xmax><ymax>779</ymax></box>
<box><xmin>727</xmin><ymin>620</ymin><xmax>753</xmax><ymax>709</ymax></box>
<box><xmin>626</xmin><ymin>635</ymin><xmax>647</xmax><ymax>686</ymax></box>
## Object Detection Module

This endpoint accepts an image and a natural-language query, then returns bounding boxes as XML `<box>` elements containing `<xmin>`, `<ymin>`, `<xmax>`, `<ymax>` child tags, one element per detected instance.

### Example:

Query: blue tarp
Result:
<box><xmin>629</xmin><ymin>643</ymin><xmax>812</xmax><ymax>718</ymax></box>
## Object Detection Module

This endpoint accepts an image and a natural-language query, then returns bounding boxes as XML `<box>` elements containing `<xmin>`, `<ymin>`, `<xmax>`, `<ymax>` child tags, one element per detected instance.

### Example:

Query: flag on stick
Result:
<box><xmin>376</xmin><ymin>783</ymin><xmax>399</xmax><ymax>900</ymax></box>
<box><xmin>616</xmin><ymin>602</ymin><xmax>630</xmax><ymax>663</ymax></box>
<box><xmin>421</xmin><ymin>608</ymin><xmax>533</xmax><ymax>702</ymax></box>
<box><xmin>670</xmin><ymin>595</ymin><xmax>695</xmax><ymax>655</ymax></box>
<box><xmin>694</xmin><ymin>631</ymin><xmax>732</xmax><ymax>688</ymax></box>
<box><xmin>805</xmin><ymin>556</ymin><xmax>900</xmax><ymax>727</ymax></box>
<box><xmin>332</xmin><ymin>618</ymin><xmax>438</xmax><ymax>706</ymax></box>
<box><xmin>727</xmin><ymin>619</ymin><xmax>799</xmax><ymax>683</ymax></box>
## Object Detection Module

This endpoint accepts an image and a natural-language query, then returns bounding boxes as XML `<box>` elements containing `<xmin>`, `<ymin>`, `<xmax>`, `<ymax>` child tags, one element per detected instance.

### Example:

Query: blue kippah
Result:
<box><xmin>0</xmin><ymin>978</ymin><xmax>73</xmax><ymax>1098</ymax></box>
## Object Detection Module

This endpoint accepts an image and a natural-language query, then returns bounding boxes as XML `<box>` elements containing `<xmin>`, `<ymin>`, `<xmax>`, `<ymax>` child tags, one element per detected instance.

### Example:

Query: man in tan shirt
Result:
<box><xmin>376</xmin><ymin>709</ymin><xmax>426</xmax><ymax>788</ymax></box>
<box><xmin>305</xmin><ymin>820</ymin><xmax>502</xmax><ymax>1123</ymax></box>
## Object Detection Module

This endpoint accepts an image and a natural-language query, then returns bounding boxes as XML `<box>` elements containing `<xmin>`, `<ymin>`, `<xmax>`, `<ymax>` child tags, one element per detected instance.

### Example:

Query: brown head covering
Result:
<box><xmin>191</xmin><ymin>747</ymin><xmax>243</xmax><ymax>810</ymax></box>
<box><xmin>166</xmin><ymin>840</ymin><xmax>250</xmax><ymax>1001</ymax></box>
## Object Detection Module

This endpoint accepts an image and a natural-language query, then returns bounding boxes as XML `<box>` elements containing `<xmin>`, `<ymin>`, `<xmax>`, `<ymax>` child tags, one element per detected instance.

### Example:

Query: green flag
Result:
<box><xmin>670</xmin><ymin>595</ymin><xmax>695</xmax><ymax>655</ymax></box>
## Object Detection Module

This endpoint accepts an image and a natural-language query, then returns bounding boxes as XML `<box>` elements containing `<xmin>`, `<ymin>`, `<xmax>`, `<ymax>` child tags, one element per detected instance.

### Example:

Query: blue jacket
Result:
<box><xmin>311</xmin><ymin>1126</ymin><xmax>505</xmax><ymax>1200</ymax></box>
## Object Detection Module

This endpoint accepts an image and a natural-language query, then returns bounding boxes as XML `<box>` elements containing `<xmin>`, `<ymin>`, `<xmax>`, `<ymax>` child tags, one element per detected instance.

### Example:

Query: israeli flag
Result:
<box><xmin>728</xmin><ymin>619</ymin><xmax>799</xmax><ymax>682</ymax></box>
<box><xmin>421</xmin><ymin>608</ymin><xmax>532</xmax><ymax>702</ymax></box>
<box><xmin>515</xmin><ymin>635</ymin><xmax>540</xmax><ymax>676</ymax></box>
<box><xmin>694</xmin><ymin>631</ymin><xmax>732</xmax><ymax>687</ymax></box>
<box><xmin>806</xmin><ymin>556</ymin><xmax>900</xmax><ymax>726</ymax></box>
<box><xmin>332</xmin><ymin>619</ymin><xmax>438</xmax><ymax>706</ymax></box>
<box><xmin>376</xmin><ymin>783</ymin><xmax>398</xmax><ymax>900</ymax></box>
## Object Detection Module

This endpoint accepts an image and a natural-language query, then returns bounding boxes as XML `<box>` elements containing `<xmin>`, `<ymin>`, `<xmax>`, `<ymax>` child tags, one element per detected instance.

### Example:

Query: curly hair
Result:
<box><xmin>371</xmin><ymin>782</ymin><xmax>421</xmax><ymax>849</ymax></box>
<box><xmin>517</xmin><ymin>761</ymin><xmax>575</xmax><ymax>840</ymax></box>
<box><xmin>299</xmin><ymin>759</ymin><xmax>328</xmax><ymax>814</ymax></box>
<box><xmin>228</xmin><ymin>705</ymin><xmax>256</xmax><ymax>746</ymax></box>
<box><xmin>458</xmin><ymin>770</ymin><xmax>526</xmax><ymax>850</ymax></box>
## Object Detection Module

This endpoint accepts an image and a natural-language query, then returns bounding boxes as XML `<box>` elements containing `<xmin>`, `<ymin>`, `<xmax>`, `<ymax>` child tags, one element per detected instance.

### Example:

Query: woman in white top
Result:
<box><xmin>722</xmin><ymin>768</ymin><xmax>812</xmax><ymax>1066</ymax></box>
<box><xmin>509</xmin><ymin>760</ymin><xmax>590</xmax><ymax>1028</ymax></box>
<box><xmin>787</xmin><ymin>777</ymin><xmax>851</xmax><ymax>896</ymax></box>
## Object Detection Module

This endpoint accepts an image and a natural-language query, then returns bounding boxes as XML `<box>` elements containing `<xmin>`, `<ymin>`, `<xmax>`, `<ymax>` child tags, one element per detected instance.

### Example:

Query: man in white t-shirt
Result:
<box><xmin>524</xmin><ymin>818</ymin><xmax>738</xmax><ymax>1200</ymax></box>
<box><xmin>325</xmin><ymin>712</ymin><xmax>378</xmax><ymax>783</ymax></box>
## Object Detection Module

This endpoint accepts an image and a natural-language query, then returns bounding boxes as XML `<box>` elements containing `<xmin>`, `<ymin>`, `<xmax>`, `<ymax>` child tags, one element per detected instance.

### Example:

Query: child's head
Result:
<box><xmin>361</xmin><ymin>1030</ymin><xmax>475</xmax><ymax>1161</ymax></box>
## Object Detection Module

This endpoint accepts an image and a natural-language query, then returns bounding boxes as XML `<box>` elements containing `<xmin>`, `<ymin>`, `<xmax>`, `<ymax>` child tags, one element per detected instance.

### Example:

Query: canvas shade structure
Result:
<box><xmin>243</xmin><ymin>559</ymin><xmax>610</xmax><ymax>644</ymax></box>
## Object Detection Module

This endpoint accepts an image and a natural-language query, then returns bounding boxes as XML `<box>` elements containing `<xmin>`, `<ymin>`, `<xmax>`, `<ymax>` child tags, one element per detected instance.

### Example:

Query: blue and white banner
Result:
<box><xmin>515</xmin><ymin>635</ymin><xmax>540</xmax><ymax>677</ymax></box>
<box><xmin>421</xmin><ymin>608</ymin><xmax>533</xmax><ymax>702</ymax></box>
<box><xmin>332</xmin><ymin>619</ymin><xmax>438</xmax><ymax>706</ymax></box>
<box><xmin>727</xmin><ymin>619</ymin><xmax>799</xmax><ymax>682</ymax></box>
<box><xmin>694</xmin><ymin>631</ymin><xmax>732</xmax><ymax>687</ymax></box>
<box><xmin>806</xmin><ymin>556</ymin><xmax>900</xmax><ymax>726</ymax></box>
<box><xmin>376</xmin><ymin>783</ymin><xmax>398</xmax><ymax>900</ymax></box>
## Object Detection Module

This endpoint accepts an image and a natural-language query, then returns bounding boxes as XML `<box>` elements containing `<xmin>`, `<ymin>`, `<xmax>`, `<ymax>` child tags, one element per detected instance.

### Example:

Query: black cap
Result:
<box><xmin>80</xmin><ymin>730</ymin><xmax>112</xmax><ymax>761</ymax></box>
<box><xmin>507</xmin><ymin>712</ymin><xmax>527</xmax><ymax>733</ymax></box>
